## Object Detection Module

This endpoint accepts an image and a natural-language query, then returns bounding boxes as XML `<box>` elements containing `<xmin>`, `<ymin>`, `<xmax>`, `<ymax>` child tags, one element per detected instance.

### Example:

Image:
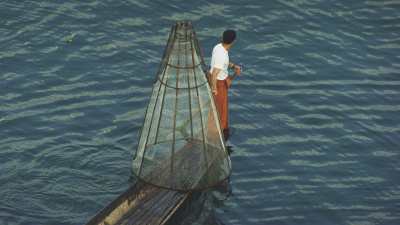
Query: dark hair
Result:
<box><xmin>222</xmin><ymin>30</ymin><xmax>236</xmax><ymax>44</ymax></box>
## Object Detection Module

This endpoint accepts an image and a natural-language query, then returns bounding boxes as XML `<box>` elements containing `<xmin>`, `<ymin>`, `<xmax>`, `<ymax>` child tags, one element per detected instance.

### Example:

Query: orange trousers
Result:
<box><xmin>213</xmin><ymin>79</ymin><xmax>229</xmax><ymax>140</ymax></box>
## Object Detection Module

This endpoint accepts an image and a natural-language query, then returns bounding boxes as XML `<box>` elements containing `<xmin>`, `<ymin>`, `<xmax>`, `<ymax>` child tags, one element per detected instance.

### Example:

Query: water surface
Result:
<box><xmin>1</xmin><ymin>0</ymin><xmax>399</xmax><ymax>224</ymax></box>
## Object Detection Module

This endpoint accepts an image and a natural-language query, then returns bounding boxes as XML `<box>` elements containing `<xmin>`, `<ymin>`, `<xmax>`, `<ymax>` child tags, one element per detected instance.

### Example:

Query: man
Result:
<box><xmin>210</xmin><ymin>29</ymin><xmax>241</xmax><ymax>141</ymax></box>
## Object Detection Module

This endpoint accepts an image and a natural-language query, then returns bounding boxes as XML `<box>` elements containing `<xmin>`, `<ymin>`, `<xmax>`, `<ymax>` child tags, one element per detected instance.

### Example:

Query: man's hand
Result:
<box><xmin>234</xmin><ymin>65</ymin><xmax>241</xmax><ymax>75</ymax></box>
<box><xmin>211</xmin><ymin>67</ymin><xmax>221</xmax><ymax>96</ymax></box>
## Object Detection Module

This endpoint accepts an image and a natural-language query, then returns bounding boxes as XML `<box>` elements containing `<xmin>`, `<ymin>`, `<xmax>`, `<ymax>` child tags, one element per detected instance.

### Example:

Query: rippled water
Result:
<box><xmin>1</xmin><ymin>1</ymin><xmax>399</xmax><ymax>224</ymax></box>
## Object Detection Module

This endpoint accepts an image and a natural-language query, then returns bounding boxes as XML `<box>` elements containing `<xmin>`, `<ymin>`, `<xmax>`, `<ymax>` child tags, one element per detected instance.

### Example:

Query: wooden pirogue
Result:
<box><xmin>85</xmin><ymin>21</ymin><xmax>231</xmax><ymax>225</ymax></box>
<box><xmin>85</xmin><ymin>182</ymin><xmax>186</xmax><ymax>225</ymax></box>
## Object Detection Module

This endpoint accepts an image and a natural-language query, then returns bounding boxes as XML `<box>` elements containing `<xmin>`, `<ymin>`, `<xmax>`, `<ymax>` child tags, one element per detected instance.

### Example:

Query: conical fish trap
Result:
<box><xmin>132</xmin><ymin>21</ymin><xmax>231</xmax><ymax>191</ymax></box>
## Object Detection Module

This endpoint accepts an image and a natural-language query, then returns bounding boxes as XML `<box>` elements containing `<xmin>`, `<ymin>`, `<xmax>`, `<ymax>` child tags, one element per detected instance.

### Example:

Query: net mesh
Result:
<box><xmin>132</xmin><ymin>21</ymin><xmax>231</xmax><ymax>191</ymax></box>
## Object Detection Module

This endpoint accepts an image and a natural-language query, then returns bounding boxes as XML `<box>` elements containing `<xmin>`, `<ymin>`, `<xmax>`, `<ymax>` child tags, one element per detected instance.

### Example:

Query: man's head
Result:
<box><xmin>222</xmin><ymin>30</ymin><xmax>236</xmax><ymax>46</ymax></box>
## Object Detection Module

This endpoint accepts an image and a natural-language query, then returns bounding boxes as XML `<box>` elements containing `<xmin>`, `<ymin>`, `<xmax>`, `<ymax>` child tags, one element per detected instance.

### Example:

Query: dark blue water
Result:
<box><xmin>1</xmin><ymin>1</ymin><xmax>399</xmax><ymax>224</ymax></box>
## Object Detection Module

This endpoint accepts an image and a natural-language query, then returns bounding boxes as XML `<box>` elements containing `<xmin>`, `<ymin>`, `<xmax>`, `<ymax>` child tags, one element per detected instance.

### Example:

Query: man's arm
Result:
<box><xmin>211</xmin><ymin>67</ymin><xmax>221</xmax><ymax>95</ymax></box>
<box><xmin>228</xmin><ymin>62</ymin><xmax>241</xmax><ymax>85</ymax></box>
<box><xmin>229</xmin><ymin>62</ymin><xmax>241</xmax><ymax>74</ymax></box>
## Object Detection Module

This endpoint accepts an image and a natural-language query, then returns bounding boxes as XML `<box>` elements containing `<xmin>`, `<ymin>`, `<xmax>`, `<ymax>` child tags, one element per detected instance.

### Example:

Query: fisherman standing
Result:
<box><xmin>210</xmin><ymin>30</ymin><xmax>241</xmax><ymax>141</ymax></box>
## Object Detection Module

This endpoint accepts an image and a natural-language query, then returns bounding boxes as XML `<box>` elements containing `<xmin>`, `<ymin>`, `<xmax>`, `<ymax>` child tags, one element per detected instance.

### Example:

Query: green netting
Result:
<box><xmin>132</xmin><ymin>21</ymin><xmax>231</xmax><ymax>191</ymax></box>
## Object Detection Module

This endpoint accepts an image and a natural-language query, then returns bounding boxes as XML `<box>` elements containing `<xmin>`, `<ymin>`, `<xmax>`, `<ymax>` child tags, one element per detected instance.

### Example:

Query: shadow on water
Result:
<box><xmin>165</xmin><ymin>179</ymin><xmax>232</xmax><ymax>225</ymax></box>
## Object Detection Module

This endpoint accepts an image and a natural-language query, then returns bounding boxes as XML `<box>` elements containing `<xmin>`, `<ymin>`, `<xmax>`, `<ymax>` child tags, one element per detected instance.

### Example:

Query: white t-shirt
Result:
<box><xmin>210</xmin><ymin>43</ymin><xmax>229</xmax><ymax>80</ymax></box>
